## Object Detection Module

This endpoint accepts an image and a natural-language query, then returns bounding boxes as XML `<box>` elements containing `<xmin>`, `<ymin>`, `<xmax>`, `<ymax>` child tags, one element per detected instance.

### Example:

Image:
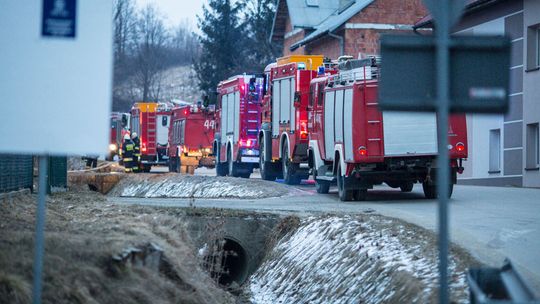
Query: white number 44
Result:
<box><xmin>204</xmin><ymin>120</ymin><xmax>215</xmax><ymax>129</ymax></box>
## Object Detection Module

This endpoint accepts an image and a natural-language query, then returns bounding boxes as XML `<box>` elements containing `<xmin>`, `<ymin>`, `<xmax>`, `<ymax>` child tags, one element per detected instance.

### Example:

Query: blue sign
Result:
<box><xmin>42</xmin><ymin>0</ymin><xmax>76</xmax><ymax>38</ymax></box>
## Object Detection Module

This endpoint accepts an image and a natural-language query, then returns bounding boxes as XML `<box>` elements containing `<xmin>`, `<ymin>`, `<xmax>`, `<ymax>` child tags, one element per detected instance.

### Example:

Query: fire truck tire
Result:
<box><xmin>228</xmin><ymin>149</ymin><xmax>239</xmax><ymax>177</ymax></box>
<box><xmin>337</xmin><ymin>163</ymin><xmax>354</xmax><ymax>201</ymax></box>
<box><xmin>422</xmin><ymin>181</ymin><xmax>454</xmax><ymax>199</ymax></box>
<box><xmin>168</xmin><ymin>157</ymin><xmax>178</xmax><ymax>173</ymax></box>
<box><xmin>168</xmin><ymin>159</ymin><xmax>174</xmax><ymax>172</ymax></box>
<box><xmin>282</xmin><ymin>144</ymin><xmax>300</xmax><ymax>185</ymax></box>
<box><xmin>313</xmin><ymin>170</ymin><xmax>330</xmax><ymax>194</ymax></box>
<box><xmin>353</xmin><ymin>189</ymin><xmax>367</xmax><ymax>201</ymax></box>
<box><xmin>259</xmin><ymin>140</ymin><xmax>276</xmax><ymax>181</ymax></box>
<box><xmin>216</xmin><ymin>161</ymin><xmax>228</xmax><ymax>176</ymax></box>
<box><xmin>400</xmin><ymin>182</ymin><xmax>414</xmax><ymax>192</ymax></box>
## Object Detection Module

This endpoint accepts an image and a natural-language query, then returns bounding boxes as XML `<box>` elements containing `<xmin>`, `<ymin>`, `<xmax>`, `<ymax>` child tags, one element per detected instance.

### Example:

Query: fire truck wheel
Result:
<box><xmin>176</xmin><ymin>157</ymin><xmax>182</xmax><ymax>173</ymax></box>
<box><xmin>282</xmin><ymin>144</ymin><xmax>300</xmax><ymax>185</ymax></box>
<box><xmin>353</xmin><ymin>189</ymin><xmax>367</xmax><ymax>201</ymax></box>
<box><xmin>168</xmin><ymin>157</ymin><xmax>178</xmax><ymax>173</ymax></box>
<box><xmin>259</xmin><ymin>140</ymin><xmax>276</xmax><ymax>181</ymax></box>
<box><xmin>400</xmin><ymin>182</ymin><xmax>414</xmax><ymax>192</ymax></box>
<box><xmin>314</xmin><ymin>170</ymin><xmax>330</xmax><ymax>194</ymax></box>
<box><xmin>422</xmin><ymin>181</ymin><xmax>454</xmax><ymax>199</ymax></box>
<box><xmin>228</xmin><ymin>148</ymin><xmax>239</xmax><ymax>177</ymax></box>
<box><xmin>216</xmin><ymin>161</ymin><xmax>227</xmax><ymax>176</ymax></box>
<box><xmin>337</xmin><ymin>163</ymin><xmax>353</xmax><ymax>201</ymax></box>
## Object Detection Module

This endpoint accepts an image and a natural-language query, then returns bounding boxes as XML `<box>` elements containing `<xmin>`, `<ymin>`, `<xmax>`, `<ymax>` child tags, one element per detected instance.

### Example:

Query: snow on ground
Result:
<box><xmin>111</xmin><ymin>173</ymin><xmax>291</xmax><ymax>199</ymax></box>
<box><xmin>249</xmin><ymin>216</ymin><xmax>472</xmax><ymax>304</ymax></box>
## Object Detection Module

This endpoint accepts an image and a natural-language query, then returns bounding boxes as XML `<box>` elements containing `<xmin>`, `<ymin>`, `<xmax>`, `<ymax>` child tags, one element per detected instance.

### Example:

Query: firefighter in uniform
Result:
<box><xmin>131</xmin><ymin>132</ymin><xmax>141</xmax><ymax>173</ymax></box>
<box><xmin>121</xmin><ymin>134</ymin><xmax>135</xmax><ymax>173</ymax></box>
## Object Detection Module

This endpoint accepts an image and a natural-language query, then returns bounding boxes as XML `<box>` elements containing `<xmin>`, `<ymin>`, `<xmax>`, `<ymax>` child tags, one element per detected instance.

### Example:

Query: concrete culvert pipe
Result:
<box><xmin>205</xmin><ymin>238</ymin><xmax>249</xmax><ymax>287</ymax></box>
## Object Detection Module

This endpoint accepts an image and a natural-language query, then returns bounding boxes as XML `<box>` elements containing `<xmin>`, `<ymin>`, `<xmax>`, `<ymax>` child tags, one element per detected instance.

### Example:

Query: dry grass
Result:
<box><xmin>0</xmin><ymin>191</ymin><xmax>234</xmax><ymax>304</ymax></box>
<box><xmin>263</xmin><ymin>215</ymin><xmax>301</xmax><ymax>261</ymax></box>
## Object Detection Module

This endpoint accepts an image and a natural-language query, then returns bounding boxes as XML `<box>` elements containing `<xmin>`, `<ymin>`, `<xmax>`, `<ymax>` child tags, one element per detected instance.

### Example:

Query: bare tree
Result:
<box><xmin>169</xmin><ymin>20</ymin><xmax>201</xmax><ymax>64</ymax></box>
<box><xmin>112</xmin><ymin>2</ymin><xmax>201</xmax><ymax>110</ymax></box>
<box><xmin>133</xmin><ymin>4</ymin><xmax>169</xmax><ymax>102</ymax></box>
<box><xmin>113</xmin><ymin>0</ymin><xmax>136</xmax><ymax>62</ymax></box>
<box><xmin>113</xmin><ymin>0</ymin><xmax>137</xmax><ymax>110</ymax></box>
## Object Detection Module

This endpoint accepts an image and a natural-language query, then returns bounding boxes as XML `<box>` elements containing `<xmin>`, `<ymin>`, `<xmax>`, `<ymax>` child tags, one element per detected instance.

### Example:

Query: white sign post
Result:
<box><xmin>0</xmin><ymin>1</ymin><xmax>113</xmax><ymax>303</ymax></box>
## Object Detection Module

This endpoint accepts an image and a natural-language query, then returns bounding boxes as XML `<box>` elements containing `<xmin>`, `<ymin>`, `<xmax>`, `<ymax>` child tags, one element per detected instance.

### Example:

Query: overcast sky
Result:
<box><xmin>135</xmin><ymin>0</ymin><xmax>207</xmax><ymax>30</ymax></box>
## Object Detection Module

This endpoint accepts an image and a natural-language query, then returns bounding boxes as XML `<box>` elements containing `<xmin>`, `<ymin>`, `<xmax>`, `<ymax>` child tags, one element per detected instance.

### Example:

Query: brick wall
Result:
<box><xmin>285</xmin><ymin>14</ymin><xmax>293</xmax><ymax>33</ymax></box>
<box><xmin>308</xmin><ymin>35</ymin><xmax>342</xmax><ymax>59</ymax></box>
<box><xmin>282</xmin><ymin>15</ymin><xmax>307</xmax><ymax>56</ymax></box>
<box><xmin>348</xmin><ymin>0</ymin><xmax>427</xmax><ymax>24</ymax></box>
<box><xmin>344</xmin><ymin>29</ymin><xmax>380</xmax><ymax>57</ymax></box>
<box><xmin>283</xmin><ymin>30</ymin><xmax>307</xmax><ymax>55</ymax></box>
<box><xmin>342</xmin><ymin>0</ymin><xmax>427</xmax><ymax>58</ymax></box>
<box><xmin>279</xmin><ymin>0</ymin><xmax>427</xmax><ymax>58</ymax></box>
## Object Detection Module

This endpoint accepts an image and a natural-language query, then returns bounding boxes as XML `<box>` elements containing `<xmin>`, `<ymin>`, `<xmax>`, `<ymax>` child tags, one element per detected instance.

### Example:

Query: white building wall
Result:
<box><xmin>460</xmin><ymin>18</ymin><xmax>508</xmax><ymax>181</ymax></box>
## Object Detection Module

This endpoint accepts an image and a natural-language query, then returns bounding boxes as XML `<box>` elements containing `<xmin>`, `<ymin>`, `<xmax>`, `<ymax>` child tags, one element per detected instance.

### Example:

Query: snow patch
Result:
<box><xmin>250</xmin><ymin>216</ymin><xmax>469</xmax><ymax>303</ymax></box>
<box><xmin>114</xmin><ymin>174</ymin><xmax>290</xmax><ymax>199</ymax></box>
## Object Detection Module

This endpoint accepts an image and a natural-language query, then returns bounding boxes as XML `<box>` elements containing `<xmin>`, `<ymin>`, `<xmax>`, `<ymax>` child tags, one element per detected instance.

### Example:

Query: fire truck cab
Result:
<box><xmin>258</xmin><ymin>55</ymin><xmax>324</xmax><ymax>184</ymax></box>
<box><xmin>308</xmin><ymin>57</ymin><xmax>468</xmax><ymax>201</ymax></box>
<box><xmin>214</xmin><ymin>75</ymin><xmax>263</xmax><ymax>178</ymax></box>
<box><xmin>168</xmin><ymin>103</ymin><xmax>215</xmax><ymax>173</ymax></box>
<box><xmin>130</xmin><ymin>102</ymin><xmax>172</xmax><ymax>172</ymax></box>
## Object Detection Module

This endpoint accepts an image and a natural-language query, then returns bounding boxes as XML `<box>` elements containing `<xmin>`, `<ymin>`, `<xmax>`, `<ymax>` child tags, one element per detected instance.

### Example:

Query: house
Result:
<box><xmin>270</xmin><ymin>0</ymin><xmax>428</xmax><ymax>59</ymax></box>
<box><xmin>415</xmin><ymin>0</ymin><xmax>540</xmax><ymax>188</ymax></box>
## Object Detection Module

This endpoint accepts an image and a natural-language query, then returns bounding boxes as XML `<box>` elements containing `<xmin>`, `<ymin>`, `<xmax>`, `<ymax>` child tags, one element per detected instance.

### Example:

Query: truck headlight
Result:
<box><xmin>109</xmin><ymin>144</ymin><xmax>117</xmax><ymax>152</ymax></box>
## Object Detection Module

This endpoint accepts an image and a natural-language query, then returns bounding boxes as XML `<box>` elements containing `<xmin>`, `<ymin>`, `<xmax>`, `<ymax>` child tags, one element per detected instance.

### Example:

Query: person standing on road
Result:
<box><xmin>121</xmin><ymin>134</ymin><xmax>135</xmax><ymax>173</ymax></box>
<box><xmin>131</xmin><ymin>132</ymin><xmax>141</xmax><ymax>173</ymax></box>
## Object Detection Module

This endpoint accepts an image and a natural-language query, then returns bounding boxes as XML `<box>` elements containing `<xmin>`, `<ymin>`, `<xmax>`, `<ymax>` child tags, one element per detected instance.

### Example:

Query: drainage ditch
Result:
<box><xmin>183</xmin><ymin>213</ymin><xmax>281</xmax><ymax>290</ymax></box>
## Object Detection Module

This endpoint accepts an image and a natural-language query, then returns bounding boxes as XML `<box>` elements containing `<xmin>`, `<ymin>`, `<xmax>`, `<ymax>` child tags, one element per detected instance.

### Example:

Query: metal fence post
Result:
<box><xmin>32</xmin><ymin>155</ymin><xmax>48</xmax><ymax>304</ymax></box>
<box><xmin>436</xmin><ymin>1</ymin><xmax>451</xmax><ymax>303</ymax></box>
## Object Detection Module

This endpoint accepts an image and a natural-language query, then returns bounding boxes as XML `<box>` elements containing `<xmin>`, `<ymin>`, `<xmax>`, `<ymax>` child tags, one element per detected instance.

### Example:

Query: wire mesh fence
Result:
<box><xmin>0</xmin><ymin>154</ymin><xmax>33</xmax><ymax>193</ymax></box>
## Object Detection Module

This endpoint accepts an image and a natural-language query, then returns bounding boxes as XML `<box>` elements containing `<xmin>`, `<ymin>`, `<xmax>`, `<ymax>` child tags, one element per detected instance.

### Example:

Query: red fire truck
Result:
<box><xmin>258</xmin><ymin>55</ymin><xmax>325</xmax><ymax>184</ymax></box>
<box><xmin>130</xmin><ymin>102</ymin><xmax>172</xmax><ymax>172</ymax></box>
<box><xmin>214</xmin><ymin>75</ymin><xmax>264</xmax><ymax>178</ymax></box>
<box><xmin>308</xmin><ymin>57</ymin><xmax>468</xmax><ymax>201</ymax></box>
<box><xmin>168</xmin><ymin>103</ymin><xmax>215</xmax><ymax>173</ymax></box>
<box><xmin>108</xmin><ymin>112</ymin><xmax>130</xmax><ymax>160</ymax></box>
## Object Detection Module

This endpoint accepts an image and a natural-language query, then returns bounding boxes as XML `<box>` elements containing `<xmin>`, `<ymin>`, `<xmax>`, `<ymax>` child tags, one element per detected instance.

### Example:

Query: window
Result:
<box><xmin>317</xmin><ymin>83</ymin><xmax>324</xmax><ymax>106</ymax></box>
<box><xmin>489</xmin><ymin>129</ymin><xmax>501</xmax><ymax>173</ymax></box>
<box><xmin>538</xmin><ymin>28</ymin><xmax>540</xmax><ymax>67</ymax></box>
<box><xmin>309</xmin><ymin>87</ymin><xmax>314</xmax><ymax>107</ymax></box>
<box><xmin>526</xmin><ymin>123</ymin><xmax>539</xmax><ymax>169</ymax></box>
<box><xmin>162</xmin><ymin>116</ymin><xmax>168</xmax><ymax>127</ymax></box>
<box><xmin>526</xmin><ymin>25</ymin><xmax>540</xmax><ymax>70</ymax></box>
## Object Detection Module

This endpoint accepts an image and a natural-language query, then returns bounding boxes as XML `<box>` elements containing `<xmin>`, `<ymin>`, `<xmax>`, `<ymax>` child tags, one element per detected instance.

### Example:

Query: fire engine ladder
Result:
<box><xmin>245</xmin><ymin>92</ymin><xmax>260</xmax><ymax>138</ymax></box>
<box><xmin>146</xmin><ymin>111</ymin><xmax>157</xmax><ymax>154</ymax></box>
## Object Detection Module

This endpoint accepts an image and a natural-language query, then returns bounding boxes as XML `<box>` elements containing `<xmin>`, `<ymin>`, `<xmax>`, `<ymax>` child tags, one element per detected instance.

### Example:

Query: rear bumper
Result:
<box><xmin>344</xmin><ymin>164</ymin><xmax>459</xmax><ymax>190</ymax></box>
<box><xmin>140</xmin><ymin>154</ymin><xmax>168</xmax><ymax>166</ymax></box>
<box><xmin>241</xmin><ymin>156</ymin><xmax>259</xmax><ymax>163</ymax></box>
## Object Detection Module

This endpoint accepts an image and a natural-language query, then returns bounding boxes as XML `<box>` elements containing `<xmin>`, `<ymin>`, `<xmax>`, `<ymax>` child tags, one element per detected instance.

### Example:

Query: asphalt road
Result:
<box><xmin>113</xmin><ymin>166</ymin><xmax>540</xmax><ymax>294</ymax></box>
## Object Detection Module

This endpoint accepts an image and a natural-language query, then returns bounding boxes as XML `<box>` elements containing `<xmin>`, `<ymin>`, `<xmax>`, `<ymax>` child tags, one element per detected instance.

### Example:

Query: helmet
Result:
<box><xmin>131</xmin><ymin>132</ymin><xmax>138</xmax><ymax>139</ymax></box>
<box><xmin>124</xmin><ymin>134</ymin><xmax>130</xmax><ymax>140</ymax></box>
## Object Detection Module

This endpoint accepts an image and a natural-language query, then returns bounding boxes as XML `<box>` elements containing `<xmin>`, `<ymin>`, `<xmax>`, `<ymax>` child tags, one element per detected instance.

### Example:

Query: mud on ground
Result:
<box><xmin>0</xmin><ymin>191</ymin><xmax>235</xmax><ymax>304</ymax></box>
